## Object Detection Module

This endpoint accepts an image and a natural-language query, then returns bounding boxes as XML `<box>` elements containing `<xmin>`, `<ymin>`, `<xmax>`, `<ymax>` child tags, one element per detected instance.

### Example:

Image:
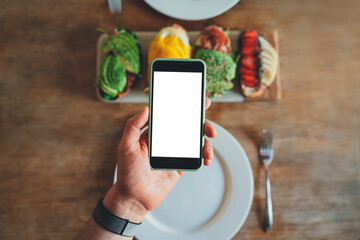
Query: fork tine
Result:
<box><xmin>108</xmin><ymin>0</ymin><xmax>114</xmax><ymax>13</ymax></box>
<box><xmin>266</xmin><ymin>138</ymin><xmax>270</xmax><ymax>152</ymax></box>
<box><xmin>108</xmin><ymin>0</ymin><xmax>122</xmax><ymax>13</ymax></box>
<box><xmin>118</xmin><ymin>0</ymin><xmax>122</xmax><ymax>12</ymax></box>
<box><xmin>116</xmin><ymin>0</ymin><xmax>119</xmax><ymax>11</ymax></box>
<box><xmin>265</xmin><ymin>138</ymin><xmax>271</xmax><ymax>154</ymax></box>
<box><xmin>260</xmin><ymin>129</ymin><xmax>274</xmax><ymax>158</ymax></box>
<box><xmin>262</xmin><ymin>137</ymin><xmax>267</xmax><ymax>149</ymax></box>
<box><xmin>116</xmin><ymin>0</ymin><xmax>121</xmax><ymax>13</ymax></box>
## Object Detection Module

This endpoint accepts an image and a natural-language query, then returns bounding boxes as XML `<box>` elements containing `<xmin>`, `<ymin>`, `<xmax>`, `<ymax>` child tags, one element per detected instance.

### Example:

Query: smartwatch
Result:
<box><xmin>92</xmin><ymin>198</ymin><xmax>142</xmax><ymax>237</ymax></box>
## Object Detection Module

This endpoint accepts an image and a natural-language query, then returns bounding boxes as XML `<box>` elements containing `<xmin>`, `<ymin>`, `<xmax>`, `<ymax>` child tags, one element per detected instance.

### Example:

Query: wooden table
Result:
<box><xmin>0</xmin><ymin>0</ymin><xmax>359</xmax><ymax>239</ymax></box>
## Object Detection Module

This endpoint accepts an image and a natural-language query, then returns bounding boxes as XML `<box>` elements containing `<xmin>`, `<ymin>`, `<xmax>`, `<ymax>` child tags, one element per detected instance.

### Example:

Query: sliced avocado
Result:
<box><xmin>99</xmin><ymin>54</ymin><xmax>117</xmax><ymax>97</ymax></box>
<box><xmin>102</xmin><ymin>30</ymin><xmax>140</xmax><ymax>74</ymax></box>
<box><xmin>99</xmin><ymin>80</ymin><xmax>118</xmax><ymax>98</ymax></box>
<box><xmin>99</xmin><ymin>54</ymin><xmax>127</xmax><ymax>98</ymax></box>
<box><xmin>195</xmin><ymin>49</ymin><xmax>236</xmax><ymax>97</ymax></box>
<box><xmin>107</xmin><ymin>54</ymin><xmax>126</xmax><ymax>92</ymax></box>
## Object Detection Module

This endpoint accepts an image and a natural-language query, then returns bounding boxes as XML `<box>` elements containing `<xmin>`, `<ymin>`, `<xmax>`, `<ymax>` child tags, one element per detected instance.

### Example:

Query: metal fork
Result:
<box><xmin>108</xmin><ymin>0</ymin><xmax>122</xmax><ymax>13</ymax></box>
<box><xmin>259</xmin><ymin>129</ymin><xmax>274</xmax><ymax>232</ymax></box>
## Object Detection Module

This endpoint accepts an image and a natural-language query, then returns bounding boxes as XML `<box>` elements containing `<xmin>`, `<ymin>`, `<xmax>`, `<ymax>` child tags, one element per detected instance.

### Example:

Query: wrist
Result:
<box><xmin>103</xmin><ymin>183</ymin><xmax>148</xmax><ymax>223</ymax></box>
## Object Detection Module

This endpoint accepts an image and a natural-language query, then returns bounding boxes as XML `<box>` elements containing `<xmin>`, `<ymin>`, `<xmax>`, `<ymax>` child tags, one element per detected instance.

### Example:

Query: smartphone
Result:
<box><xmin>148</xmin><ymin>58</ymin><xmax>206</xmax><ymax>171</ymax></box>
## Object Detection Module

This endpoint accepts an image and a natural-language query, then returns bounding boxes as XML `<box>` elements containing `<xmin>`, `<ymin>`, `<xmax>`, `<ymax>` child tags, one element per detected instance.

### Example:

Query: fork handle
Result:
<box><xmin>264</xmin><ymin>169</ymin><xmax>273</xmax><ymax>232</ymax></box>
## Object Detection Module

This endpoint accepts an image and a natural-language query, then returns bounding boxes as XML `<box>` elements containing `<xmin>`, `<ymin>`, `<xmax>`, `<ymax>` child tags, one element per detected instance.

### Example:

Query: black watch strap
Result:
<box><xmin>92</xmin><ymin>198</ymin><xmax>141</xmax><ymax>237</ymax></box>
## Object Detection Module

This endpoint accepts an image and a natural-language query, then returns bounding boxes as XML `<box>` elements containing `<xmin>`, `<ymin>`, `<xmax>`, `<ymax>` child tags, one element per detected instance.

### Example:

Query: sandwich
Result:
<box><xmin>238</xmin><ymin>30</ymin><xmax>278</xmax><ymax>97</ymax></box>
<box><xmin>147</xmin><ymin>24</ymin><xmax>191</xmax><ymax>82</ymax></box>
<box><xmin>194</xmin><ymin>25</ymin><xmax>237</xmax><ymax>97</ymax></box>
<box><xmin>98</xmin><ymin>26</ymin><xmax>141</xmax><ymax>100</ymax></box>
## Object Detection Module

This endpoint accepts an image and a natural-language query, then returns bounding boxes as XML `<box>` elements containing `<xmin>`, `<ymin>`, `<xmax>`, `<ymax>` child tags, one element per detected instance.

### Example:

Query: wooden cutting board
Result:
<box><xmin>96</xmin><ymin>30</ymin><xmax>281</xmax><ymax>103</ymax></box>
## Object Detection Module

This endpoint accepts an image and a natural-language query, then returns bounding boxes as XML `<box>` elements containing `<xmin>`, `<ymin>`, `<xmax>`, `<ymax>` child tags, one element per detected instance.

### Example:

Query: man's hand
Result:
<box><xmin>103</xmin><ymin>98</ymin><xmax>216</xmax><ymax>223</ymax></box>
<box><xmin>78</xmin><ymin>98</ymin><xmax>216</xmax><ymax>240</ymax></box>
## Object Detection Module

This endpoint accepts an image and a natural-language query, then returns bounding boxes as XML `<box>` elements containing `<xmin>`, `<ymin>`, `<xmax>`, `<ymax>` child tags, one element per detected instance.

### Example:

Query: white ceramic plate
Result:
<box><xmin>144</xmin><ymin>0</ymin><xmax>240</xmax><ymax>21</ymax></box>
<box><xmin>113</xmin><ymin>121</ymin><xmax>253</xmax><ymax>240</ymax></box>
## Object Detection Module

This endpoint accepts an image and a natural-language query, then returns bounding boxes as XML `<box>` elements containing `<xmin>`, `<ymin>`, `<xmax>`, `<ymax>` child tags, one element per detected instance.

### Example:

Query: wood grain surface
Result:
<box><xmin>0</xmin><ymin>0</ymin><xmax>359</xmax><ymax>239</ymax></box>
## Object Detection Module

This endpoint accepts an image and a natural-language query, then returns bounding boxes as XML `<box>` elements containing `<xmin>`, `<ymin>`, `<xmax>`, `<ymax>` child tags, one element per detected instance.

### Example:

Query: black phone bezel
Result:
<box><xmin>149</xmin><ymin>59</ymin><xmax>205</xmax><ymax>170</ymax></box>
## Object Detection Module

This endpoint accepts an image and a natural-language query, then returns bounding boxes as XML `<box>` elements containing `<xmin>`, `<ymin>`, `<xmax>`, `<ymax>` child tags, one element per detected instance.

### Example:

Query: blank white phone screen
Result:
<box><xmin>151</xmin><ymin>71</ymin><xmax>203</xmax><ymax>158</ymax></box>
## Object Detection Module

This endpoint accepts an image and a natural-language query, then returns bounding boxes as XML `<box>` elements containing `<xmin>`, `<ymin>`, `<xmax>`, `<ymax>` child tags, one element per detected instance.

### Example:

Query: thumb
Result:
<box><xmin>122</xmin><ymin>106</ymin><xmax>149</xmax><ymax>147</ymax></box>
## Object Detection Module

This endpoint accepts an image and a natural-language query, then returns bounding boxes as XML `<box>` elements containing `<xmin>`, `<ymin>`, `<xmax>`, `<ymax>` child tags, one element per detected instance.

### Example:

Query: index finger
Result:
<box><xmin>205</xmin><ymin>97</ymin><xmax>211</xmax><ymax>111</ymax></box>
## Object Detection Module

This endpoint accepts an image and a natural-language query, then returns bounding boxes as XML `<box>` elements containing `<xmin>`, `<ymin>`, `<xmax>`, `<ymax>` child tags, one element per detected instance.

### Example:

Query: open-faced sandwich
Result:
<box><xmin>238</xmin><ymin>30</ymin><xmax>278</xmax><ymax>98</ymax></box>
<box><xmin>194</xmin><ymin>25</ymin><xmax>237</xmax><ymax>97</ymax></box>
<box><xmin>147</xmin><ymin>24</ymin><xmax>191</xmax><ymax>82</ymax></box>
<box><xmin>98</xmin><ymin>26</ymin><xmax>141</xmax><ymax>100</ymax></box>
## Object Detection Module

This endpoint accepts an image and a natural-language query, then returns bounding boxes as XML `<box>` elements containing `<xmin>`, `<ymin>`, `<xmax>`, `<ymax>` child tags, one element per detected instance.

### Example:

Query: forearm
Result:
<box><xmin>78</xmin><ymin>218</ymin><xmax>131</xmax><ymax>240</ymax></box>
<box><xmin>78</xmin><ymin>183</ymin><xmax>148</xmax><ymax>240</ymax></box>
